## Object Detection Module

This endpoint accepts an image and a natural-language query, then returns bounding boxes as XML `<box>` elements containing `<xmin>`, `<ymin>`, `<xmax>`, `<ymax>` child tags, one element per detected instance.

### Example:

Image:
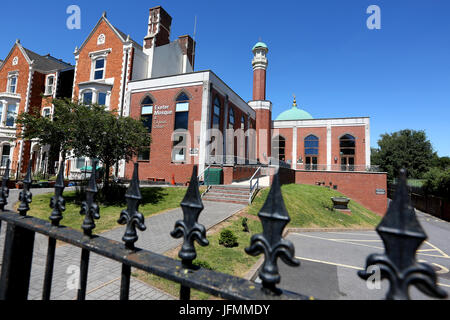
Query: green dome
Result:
<box><xmin>275</xmin><ymin>105</ymin><xmax>313</xmax><ymax>121</ymax></box>
<box><xmin>252</xmin><ymin>41</ymin><xmax>268</xmax><ymax>50</ymax></box>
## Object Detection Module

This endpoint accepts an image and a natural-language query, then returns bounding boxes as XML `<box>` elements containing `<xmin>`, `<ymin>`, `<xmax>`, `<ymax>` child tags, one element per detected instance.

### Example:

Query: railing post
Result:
<box><xmin>42</xmin><ymin>161</ymin><xmax>66</xmax><ymax>300</ymax></box>
<box><xmin>0</xmin><ymin>223</ymin><xmax>35</xmax><ymax>300</ymax></box>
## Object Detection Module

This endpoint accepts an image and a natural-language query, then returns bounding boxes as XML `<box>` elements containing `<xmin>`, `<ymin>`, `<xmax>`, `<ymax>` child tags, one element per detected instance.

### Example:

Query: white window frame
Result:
<box><xmin>7</xmin><ymin>74</ymin><xmax>18</xmax><ymax>94</ymax></box>
<box><xmin>0</xmin><ymin>144</ymin><xmax>11</xmax><ymax>168</ymax></box>
<box><xmin>5</xmin><ymin>103</ymin><xmax>18</xmax><ymax>128</ymax></box>
<box><xmin>80</xmin><ymin>88</ymin><xmax>110</xmax><ymax>108</ymax></box>
<box><xmin>42</xmin><ymin>107</ymin><xmax>52</xmax><ymax>118</ymax></box>
<box><xmin>45</xmin><ymin>75</ymin><xmax>55</xmax><ymax>96</ymax></box>
<box><xmin>92</xmin><ymin>57</ymin><xmax>106</xmax><ymax>81</ymax></box>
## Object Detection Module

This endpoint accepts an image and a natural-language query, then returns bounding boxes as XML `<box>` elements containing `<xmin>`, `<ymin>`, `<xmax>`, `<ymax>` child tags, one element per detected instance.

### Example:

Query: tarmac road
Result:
<box><xmin>274</xmin><ymin>210</ymin><xmax>450</xmax><ymax>300</ymax></box>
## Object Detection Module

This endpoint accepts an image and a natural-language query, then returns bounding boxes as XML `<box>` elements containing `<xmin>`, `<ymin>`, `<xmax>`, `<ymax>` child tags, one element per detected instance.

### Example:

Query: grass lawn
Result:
<box><xmin>26</xmin><ymin>187</ymin><xmax>197</xmax><ymax>234</ymax></box>
<box><xmin>135</xmin><ymin>183</ymin><xmax>381</xmax><ymax>299</ymax></box>
<box><xmin>134</xmin><ymin>212</ymin><xmax>262</xmax><ymax>300</ymax></box>
<box><xmin>247</xmin><ymin>184</ymin><xmax>382</xmax><ymax>228</ymax></box>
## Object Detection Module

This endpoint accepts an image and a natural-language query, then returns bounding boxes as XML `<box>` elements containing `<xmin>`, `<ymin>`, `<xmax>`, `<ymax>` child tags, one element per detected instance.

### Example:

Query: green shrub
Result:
<box><xmin>193</xmin><ymin>260</ymin><xmax>214</xmax><ymax>270</ymax></box>
<box><xmin>423</xmin><ymin>167</ymin><xmax>450</xmax><ymax>199</ymax></box>
<box><xmin>218</xmin><ymin>229</ymin><xmax>238</xmax><ymax>248</ymax></box>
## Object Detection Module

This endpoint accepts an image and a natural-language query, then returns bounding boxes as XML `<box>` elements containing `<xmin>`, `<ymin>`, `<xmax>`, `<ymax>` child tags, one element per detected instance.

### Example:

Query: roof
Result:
<box><xmin>0</xmin><ymin>40</ymin><xmax>73</xmax><ymax>74</ymax></box>
<box><xmin>76</xmin><ymin>13</ymin><xmax>142</xmax><ymax>53</ymax></box>
<box><xmin>275</xmin><ymin>99</ymin><xmax>313</xmax><ymax>121</ymax></box>
<box><xmin>23</xmin><ymin>48</ymin><xmax>73</xmax><ymax>72</ymax></box>
<box><xmin>252</xmin><ymin>41</ymin><xmax>268</xmax><ymax>51</ymax></box>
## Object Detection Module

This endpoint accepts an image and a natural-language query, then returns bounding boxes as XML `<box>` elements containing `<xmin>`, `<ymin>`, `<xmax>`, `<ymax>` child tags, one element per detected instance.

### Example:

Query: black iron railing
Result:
<box><xmin>0</xmin><ymin>160</ymin><xmax>447</xmax><ymax>300</ymax></box>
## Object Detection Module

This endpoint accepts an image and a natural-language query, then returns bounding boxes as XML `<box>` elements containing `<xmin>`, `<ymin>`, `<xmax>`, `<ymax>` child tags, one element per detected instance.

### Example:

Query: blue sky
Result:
<box><xmin>1</xmin><ymin>0</ymin><xmax>449</xmax><ymax>156</ymax></box>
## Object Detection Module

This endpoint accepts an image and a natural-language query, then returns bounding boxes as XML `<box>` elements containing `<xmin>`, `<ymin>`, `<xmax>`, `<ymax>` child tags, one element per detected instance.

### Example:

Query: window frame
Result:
<box><xmin>92</xmin><ymin>57</ymin><xmax>106</xmax><ymax>81</ymax></box>
<box><xmin>45</xmin><ymin>75</ymin><xmax>55</xmax><ymax>96</ymax></box>
<box><xmin>7</xmin><ymin>75</ymin><xmax>18</xmax><ymax>94</ymax></box>
<box><xmin>212</xmin><ymin>96</ymin><xmax>221</xmax><ymax>129</ymax></box>
<box><xmin>1</xmin><ymin>144</ymin><xmax>11</xmax><ymax>168</ymax></box>
<box><xmin>5</xmin><ymin>104</ymin><xmax>18</xmax><ymax>127</ymax></box>
<box><xmin>141</xmin><ymin>96</ymin><xmax>154</xmax><ymax>134</ymax></box>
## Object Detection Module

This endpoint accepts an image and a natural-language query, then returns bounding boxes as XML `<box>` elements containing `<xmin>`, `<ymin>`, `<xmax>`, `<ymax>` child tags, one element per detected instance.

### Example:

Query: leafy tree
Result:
<box><xmin>17</xmin><ymin>98</ymin><xmax>151</xmax><ymax>191</ymax></box>
<box><xmin>371</xmin><ymin>129</ymin><xmax>435</xmax><ymax>181</ymax></box>
<box><xmin>70</xmin><ymin>103</ymin><xmax>151</xmax><ymax>190</ymax></box>
<box><xmin>16</xmin><ymin>98</ymin><xmax>77</xmax><ymax>172</ymax></box>
<box><xmin>431</xmin><ymin>155</ymin><xmax>450</xmax><ymax>171</ymax></box>
<box><xmin>422</xmin><ymin>167</ymin><xmax>450</xmax><ymax>199</ymax></box>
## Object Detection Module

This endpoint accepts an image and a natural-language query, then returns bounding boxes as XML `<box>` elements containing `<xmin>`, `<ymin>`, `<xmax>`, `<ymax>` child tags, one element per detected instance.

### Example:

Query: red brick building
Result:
<box><xmin>0</xmin><ymin>40</ymin><xmax>73</xmax><ymax>177</ymax></box>
<box><xmin>120</xmin><ymin>6</ymin><xmax>386</xmax><ymax>214</ymax></box>
<box><xmin>67</xmin><ymin>7</ymin><xmax>196</xmax><ymax>179</ymax></box>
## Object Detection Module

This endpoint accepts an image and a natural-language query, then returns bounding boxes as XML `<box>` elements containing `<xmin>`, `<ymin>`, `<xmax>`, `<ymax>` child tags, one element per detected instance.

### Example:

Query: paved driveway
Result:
<box><xmin>0</xmin><ymin>188</ymin><xmax>245</xmax><ymax>300</ymax></box>
<box><xmin>275</xmin><ymin>211</ymin><xmax>450</xmax><ymax>300</ymax></box>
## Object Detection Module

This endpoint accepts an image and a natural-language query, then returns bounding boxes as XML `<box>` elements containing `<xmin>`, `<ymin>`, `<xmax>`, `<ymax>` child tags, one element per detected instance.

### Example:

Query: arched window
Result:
<box><xmin>340</xmin><ymin>134</ymin><xmax>355</xmax><ymax>171</ymax></box>
<box><xmin>173</xmin><ymin>92</ymin><xmax>190</xmax><ymax>162</ymax></box>
<box><xmin>272</xmin><ymin>135</ymin><xmax>286</xmax><ymax>162</ymax></box>
<box><xmin>212</xmin><ymin>97</ymin><xmax>221</xmax><ymax>129</ymax></box>
<box><xmin>174</xmin><ymin>92</ymin><xmax>189</xmax><ymax>130</ymax></box>
<box><xmin>141</xmin><ymin>96</ymin><xmax>153</xmax><ymax>133</ymax></box>
<box><xmin>82</xmin><ymin>90</ymin><xmax>93</xmax><ymax>105</ymax></box>
<box><xmin>304</xmin><ymin>135</ymin><xmax>319</xmax><ymax>170</ymax></box>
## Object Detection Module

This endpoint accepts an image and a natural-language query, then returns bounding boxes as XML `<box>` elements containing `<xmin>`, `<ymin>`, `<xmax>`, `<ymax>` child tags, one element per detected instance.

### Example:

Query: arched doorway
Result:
<box><xmin>340</xmin><ymin>134</ymin><xmax>355</xmax><ymax>171</ymax></box>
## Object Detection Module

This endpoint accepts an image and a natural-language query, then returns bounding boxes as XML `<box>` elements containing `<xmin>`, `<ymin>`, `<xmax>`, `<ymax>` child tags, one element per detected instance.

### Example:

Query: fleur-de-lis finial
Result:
<box><xmin>245</xmin><ymin>171</ymin><xmax>300</xmax><ymax>294</ymax></box>
<box><xmin>18</xmin><ymin>160</ymin><xmax>33</xmax><ymax>216</ymax></box>
<box><xmin>358</xmin><ymin>169</ymin><xmax>448</xmax><ymax>300</ymax></box>
<box><xmin>49</xmin><ymin>161</ymin><xmax>66</xmax><ymax>226</ymax></box>
<box><xmin>170</xmin><ymin>165</ymin><xmax>209</xmax><ymax>267</ymax></box>
<box><xmin>118</xmin><ymin>163</ymin><xmax>146</xmax><ymax>249</ymax></box>
<box><xmin>0</xmin><ymin>159</ymin><xmax>10</xmax><ymax>211</ymax></box>
<box><xmin>80</xmin><ymin>160</ymin><xmax>100</xmax><ymax>236</ymax></box>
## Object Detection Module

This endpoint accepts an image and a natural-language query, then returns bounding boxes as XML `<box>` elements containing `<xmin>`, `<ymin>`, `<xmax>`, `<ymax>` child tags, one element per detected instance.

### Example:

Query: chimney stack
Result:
<box><xmin>144</xmin><ymin>6</ymin><xmax>172</xmax><ymax>50</ymax></box>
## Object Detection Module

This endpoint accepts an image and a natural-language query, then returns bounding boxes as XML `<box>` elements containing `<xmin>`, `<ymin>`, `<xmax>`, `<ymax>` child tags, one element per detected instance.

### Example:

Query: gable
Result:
<box><xmin>0</xmin><ymin>43</ymin><xmax>32</xmax><ymax>74</ymax></box>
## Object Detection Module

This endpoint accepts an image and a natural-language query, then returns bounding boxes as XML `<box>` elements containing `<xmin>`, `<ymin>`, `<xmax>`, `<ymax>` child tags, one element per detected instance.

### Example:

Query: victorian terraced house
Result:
<box><xmin>0</xmin><ymin>40</ymin><xmax>73</xmax><ymax>177</ymax></box>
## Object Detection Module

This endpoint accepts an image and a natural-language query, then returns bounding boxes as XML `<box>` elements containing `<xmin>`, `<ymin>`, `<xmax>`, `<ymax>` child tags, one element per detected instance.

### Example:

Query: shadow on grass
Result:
<box><xmin>66</xmin><ymin>184</ymin><xmax>168</xmax><ymax>207</ymax></box>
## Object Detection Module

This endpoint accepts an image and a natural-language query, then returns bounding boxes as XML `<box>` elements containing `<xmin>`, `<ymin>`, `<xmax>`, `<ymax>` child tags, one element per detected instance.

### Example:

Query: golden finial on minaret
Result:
<box><xmin>293</xmin><ymin>94</ymin><xmax>297</xmax><ymax>108</ymax></box>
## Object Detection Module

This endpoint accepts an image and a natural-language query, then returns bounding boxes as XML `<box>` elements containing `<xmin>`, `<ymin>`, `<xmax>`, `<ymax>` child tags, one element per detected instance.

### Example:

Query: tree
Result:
<box><xmin>16</xmin><ymin>98</ymin><xmax>78</xmax><ymax>172</ymax></box>
<box><xmin>371</xmin><ymin>129</ymin><xmax>435</xmax><ymax>181</ymax></box>
<box><xmin>70</xmin><ymin>103</ymin><xmax>151</xmax><ymax>190</ymax></box>
<box><xmin>17</xmin><ymin>98</ymin><xmax>151</xmax><ymax>190</ymax></box>
<box><xmin>423</xmin><ymin>167</ymin><xmax>450</xmax><ymax>199</ymax></box>
<box><xmin>431</xmin><ymin>155</ymin><xmax>450</xmax><ymax>171</ymax></box>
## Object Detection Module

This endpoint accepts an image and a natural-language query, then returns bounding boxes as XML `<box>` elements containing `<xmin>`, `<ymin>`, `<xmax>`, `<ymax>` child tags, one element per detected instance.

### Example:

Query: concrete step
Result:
<box><xmin>206</xmin><ymin>192</ymin><xmax>250</xmax><ymax>200</ymax></box>
<box><xmin>202</xmin><ymin>196</ymin><xmax>249</xmax><ymax>205</ymax></box>
<box><xmin>207</xmin><ymin>189</ymin><xmax>251</xmax><ymax>196</ymax></box>
<box><xmin>210</xmin><ymin>185</ymin><xmax>251</xmax><ymax>192</ymax></box>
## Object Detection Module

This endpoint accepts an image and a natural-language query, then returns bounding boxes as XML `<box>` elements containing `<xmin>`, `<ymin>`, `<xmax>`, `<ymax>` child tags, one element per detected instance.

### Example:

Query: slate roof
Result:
<box><xmin>23</xmin><ymin>48</ymin><xmax>73</xmax><ymax>72</ymax></box>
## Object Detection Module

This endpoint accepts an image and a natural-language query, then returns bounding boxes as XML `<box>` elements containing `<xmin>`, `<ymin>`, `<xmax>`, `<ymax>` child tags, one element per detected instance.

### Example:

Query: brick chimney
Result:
<box><xmin>178</xmin><ymin>35</ymin><xmax>196</xmax><ymax>72</ymax></box>
<box><xmin>144</xmin><ymin>6</ymin><xmax>172</xmax><ymax>50</ymax></box>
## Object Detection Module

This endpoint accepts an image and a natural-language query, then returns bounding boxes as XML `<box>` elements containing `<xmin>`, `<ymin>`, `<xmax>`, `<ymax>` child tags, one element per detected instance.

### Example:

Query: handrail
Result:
<box><xmin>248</xmin><ymin>166</ymin><xmax>262</xmax><ymax>204</ymax></box>
<box><xmin>198</xmin><ymin>165</ymin><xmax>212</xmax><ymax>198</ymax></box>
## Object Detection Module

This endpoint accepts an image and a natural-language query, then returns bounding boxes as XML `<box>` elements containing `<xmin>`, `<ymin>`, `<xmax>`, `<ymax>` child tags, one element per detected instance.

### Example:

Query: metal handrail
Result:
<box><xmin>248</xmin><ymin>166</ymin><xmax>262</xmax><ymax>204</ymax></box>
<box><xmin>198</xmin><ymin>165</ymin><xmax>212</xmax><ymax>198</ymax></box>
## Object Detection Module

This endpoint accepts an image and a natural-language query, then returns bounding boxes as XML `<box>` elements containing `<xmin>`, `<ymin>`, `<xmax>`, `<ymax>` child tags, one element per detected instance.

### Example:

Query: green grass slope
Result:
<box><xmin>247</xmin><ymin>184</ymin><xmax>382</xmax><ymax>228</ymax></box>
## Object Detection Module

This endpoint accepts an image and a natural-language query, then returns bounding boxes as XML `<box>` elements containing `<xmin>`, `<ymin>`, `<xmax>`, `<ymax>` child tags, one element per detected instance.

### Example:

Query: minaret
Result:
<box><xmin>248</xmin><ymin>41</ymin><xmax>272</xmax><ymax>164</ymax></box>
<box><xmin>252</xmin><ymin>42</ymin><xmax>268</xmax><ymax>100</ymax></box>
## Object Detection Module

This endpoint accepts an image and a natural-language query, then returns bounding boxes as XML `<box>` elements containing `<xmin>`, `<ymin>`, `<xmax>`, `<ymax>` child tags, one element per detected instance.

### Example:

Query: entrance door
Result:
<box><xmin>305</xmin><ymin>156</ymin><xmax>318</xmax><ymax>170</ymax></box>
<box><xmin>341</xmin><ymin>156</ymin><xmax>355</xmax><ymax>171</ymax></box>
